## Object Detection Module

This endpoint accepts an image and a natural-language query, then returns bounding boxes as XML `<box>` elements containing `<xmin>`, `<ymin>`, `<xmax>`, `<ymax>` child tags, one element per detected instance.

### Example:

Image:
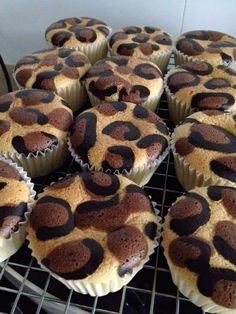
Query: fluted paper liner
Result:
<box><xmin>0</xmin><ymin>156</ymin><xmax>36</xmax><ymax>263</ymax></box>
<box><xmin>27</xmin><ymin>175</ymin><xmax>161</xmax><ymax>296</ymax></box>
<box><xmin>1</xmin><ymin>139</ymin><xmax>68</xmax><ymax>178</ymax></box>
<box><xmin>68</xmin><ymin>138</ymin><xmax>170</xmax><ymax>186</ymax></box>
<box><xmin>162</xmin><ymin>197</ymin><xmax>236</xmax><ymax>314</ymax></box>
<box><xmin>170</xmin><ymin>132</ymin><xmax>234</xmax><ymax>191</ymax></box>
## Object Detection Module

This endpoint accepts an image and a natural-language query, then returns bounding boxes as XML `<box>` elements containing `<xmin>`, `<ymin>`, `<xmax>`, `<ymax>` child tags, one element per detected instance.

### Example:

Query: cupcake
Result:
<box><xmin>163</xmin><ymin>185</ymin><xmax>236</xmax><ymax>314</ymax></box>
<box><xmin>13</xmin><ymin>47</ymin><xmax>91</xmax><ymax>112</ymax></box>
<box><xmin>27</xmin><ymin>171</ymin><xmax>160</xmax><ymax>296</ymax></box>
<box><xmin>171</xmin><ymin>110</ymin><xmax>236</xmax><ymax>190</ymax></box>
<box><xmin>175</xmin><ymin>30</ymin><xmax>236</xmax><ymax>67</ymax></box>
<box><xmin>85</xmin><ymin>56</ymin><xmax>163</xmax><ymax>112</ymax></box>
<box><xmin>0</xmin><ymin>89</ymin><xmax>73</xmax><ymax>178</ymax></box>
<box><xmin>165</xmin><ymin>61</ymin><xmax>236</xmax><ymax>124</ymax></box>
<box><xmin>108</xmin><ymin>25</ymin><xmax>173</xmax><ymax>73</ymax></box>
<box><xmin>0</xmin><ymin>156</ymin><xmax>35</xmax><ymax>262</ymax></box>
<box><xmin>69</xmin><ymin>101</ymin><xmax>170</xmax><ymax>186</ymax></box>
<box><xmin>45</xmin><ymin>17</ymin><xmax>112</xmax><ymax>64</ymax></box>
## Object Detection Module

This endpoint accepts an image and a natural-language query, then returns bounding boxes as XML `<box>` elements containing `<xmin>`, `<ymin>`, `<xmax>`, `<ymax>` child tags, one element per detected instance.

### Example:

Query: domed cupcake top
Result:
<box><xmin>45</xmin><ymin>17</ymin><xmax>111</xmax><ymax>48</ymax></box>
<box><xmin>0</xmin><ymin>160</ymin><xmax>30</xmax><ymax>239</ymax></box>
<box><xmin>166</xmin><ymin>61</ymin><xmax>236</xmax><ymax>113</ymax></box>
<box><xmin>173</xmin><ymin>110</ymin><xmax>236</xmax><ymax>186</ymax></box>
<box><xmin>28</xmin><ymin>171</ymin><xmax>158</xmax><ymax>281</ymax></box>
<box><xmin>14</xmin><ymin>48</ymin><xmax>91</xmax><ymax>90</ymax></box>
<box><xmin>0</xmin><ymin>89</ymin><xmax>73</xmax><ymax>155</ymax></box>
<box><xmin>163</xmin><ymin>185</ymin><xmax>236</xmax><ymax>309</ymax></box>
<box><xmin>85</xmin><ymin>56</ymin><xmax>163</xmax><ymax>105</ymax></box>
<box><xmin>109</xmin><ymin>25</ymin><xmax>172</xmax><ymax>57</ymax></box>
<box><xmin>175</xmin><ymin>30</ymin><xmax>236</xmax><ymax>65</ymax></box>
<box><xmin>70</xmin><ymin>101</ymin><xmax>169</xmax><ymax>171</ymax></box>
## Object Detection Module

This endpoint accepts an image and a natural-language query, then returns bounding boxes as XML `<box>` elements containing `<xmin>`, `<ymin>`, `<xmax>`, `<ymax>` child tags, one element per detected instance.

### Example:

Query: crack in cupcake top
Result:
<box><xmin>0</xmin><ymin>89</ymin><xmax>72</xmax><ymax>155</ymax></box>
<box><xmin>14</xmin><ymin>48</ymin><xmax>91</xmax><ymax>91</ymax></box>
<box><xmin>166</xmin><ymin>61</ymin><xmax>236</xmax><ymax>114</ymax></box>
<box><xmin>28</xmin><ymin>171</ymin><xmax>158</xmax><ymax>281</ymax></box>
<box><xmin>175</xmin><ymin>30</ymin><xmax>236</xmax><ymax>66</ymax></box>
<box><xmin>0</xmin><ymin>159</ymin><xmax>30</xmax><ymax>239</ymax></box>
<box><xmin>108</xmin><ymin>25</ymin><xmax>172</xmax><ymax>58</ymax></box>
<box><xmin>163</xmin><ymin>185</ymin><xmax>236</xmax><ymax>309</ymax></box>
<box><xmin>45</xmin><ymin>17</ymin><xmax>111</xmax><ymax>48</ymax></box>
<box><xmin>70</xmin><ymin>101</ymin><xmax>169</xmax><ymax>171</ymax></box>
<box><xmin>85</xmin><ymin>56</ymin><xmax>163</xmax><ymax>105</ymax></box>
<box><xmin>173</xmin><ymin>110</ymin><xmax>236</xmax><ymax>185</ymax></box>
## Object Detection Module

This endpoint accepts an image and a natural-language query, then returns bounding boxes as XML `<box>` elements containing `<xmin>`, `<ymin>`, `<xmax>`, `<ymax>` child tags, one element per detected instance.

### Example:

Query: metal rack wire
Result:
<box><xmin>0</xmin><ymin>57</ymin><xmax>208</xmax><ymax>314</ymax></box>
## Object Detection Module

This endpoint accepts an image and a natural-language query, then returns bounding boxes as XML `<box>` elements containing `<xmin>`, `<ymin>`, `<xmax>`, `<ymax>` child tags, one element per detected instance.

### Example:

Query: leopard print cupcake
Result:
<box><xmin>85</xmin><ymin>56</ymin><xmax>164</xmax><ymax>112</ymax></box>
<box><xmin>69</xmin><ymin>101</ymin><xmax>170</xmax><ymax>186</ymax></box>
<box><xmin>108</xmin><ymin>25</ymin><xmax>173</xmax><ymax>73</ymax></box>
<box><xmin>0</xmin><ymin>89</ymin><xmax>73</xmax><ymax>177</ymax></box>
<box><xmin>45</xmin><ymin>17</ymin><xmax>112</xmax><ymax>63</ymax></box>
<box><xmin>171</xmin><ymin>110</ymin><xmax>236</xmax><ymax>190</ymax></box>
<box><xmin>14</xmin><ymin>47</ymin><xmax>91</xmax><ymax>112</ymax></box>
<box><xmin>27</xmin><ymin>171</ymin><xmax>160</xmax><ymax>296</ymax></box>
<box><xmin>0</xmin><ymin>157</ymin><xmax>35</xmax><ymax>262</ymax></box>
<box><xmin>175</xmin><ymin>30</ymin><xmax>236</xmax><ymax>67</ymax></box>
<box><xmin>163</xmin><ymin>185</ymin><xmax>236</xmax><ymax>314</ymax></box>
<box><xmin>165</xmin><ymin>61</ymin><xmax>236</xmax><ymax>124</ymax></box>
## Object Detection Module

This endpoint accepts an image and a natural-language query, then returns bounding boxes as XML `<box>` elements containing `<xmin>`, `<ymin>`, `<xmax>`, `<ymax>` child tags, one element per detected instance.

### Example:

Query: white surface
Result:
<box><xmin>0</xmin><ymin>0</ymin><xmax>235</xmax><ymax>65</ymax></box>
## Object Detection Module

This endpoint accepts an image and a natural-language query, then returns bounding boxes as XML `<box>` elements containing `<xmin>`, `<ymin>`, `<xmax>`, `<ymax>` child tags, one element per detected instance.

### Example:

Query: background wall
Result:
<box><xmin>1</xmin><ymin>0</ymin><xmax>236</xmax><ymax>65</ymax></box>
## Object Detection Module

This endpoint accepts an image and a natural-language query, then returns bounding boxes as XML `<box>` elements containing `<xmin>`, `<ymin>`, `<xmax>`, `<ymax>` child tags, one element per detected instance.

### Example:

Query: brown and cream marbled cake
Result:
<box><xmin>85</xmin><ymin>55</ymin><xmax>163</xmax><ymax>112</ymax></box>
<box><xmin>28</xmin><ymin>171</ymin><xmax>159</xmax><ymax>296</ymax></box>
<box><xmin>163</xmin><ymin>185</ymin><xmax>236</xmax><ymax>313</ymax></box>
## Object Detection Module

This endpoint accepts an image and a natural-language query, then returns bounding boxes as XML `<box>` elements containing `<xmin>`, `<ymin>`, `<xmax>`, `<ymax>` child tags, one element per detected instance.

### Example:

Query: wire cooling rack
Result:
<box><xmin>0</xmin><ymin>57</ymin><xmax>207</xmax><ymax>314</ymax></box>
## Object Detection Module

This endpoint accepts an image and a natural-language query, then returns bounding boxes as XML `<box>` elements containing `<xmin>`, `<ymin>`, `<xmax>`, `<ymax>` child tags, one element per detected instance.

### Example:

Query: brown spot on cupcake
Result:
<box><xmin>116</xmin><ymin>65</ymin><xmax>133</xmax><ymax>75</ymax></box>
<box><xmin>102</xmin><ymin>145</ymin><xmax>135</xmax><ymax>172</ymax></box>
<box><xmin>212</xmin><ymin>279</ymin><xmax>236</xmax><ymax>308</ymax></box>
<box><xmin>191</xmin><ymin>123</ymin><xmax>231</xmax><ymax>145</ymax></box>
<box><xmin>60</xmin><ymin>66</ymin><xmax>79</xmax><ymax>79</ymax></box>
<box><xmin>109</xmin><ymin>32</ymin><xmax>128</xmax><ymax>47</ymax></box>
<box><xmin>15</xmin><ymin>69</ymin><xmax>33</xmax><ymax>86</ymax></box>
<box><xmin>175</xmin><ymin>138</ymin><xmax>194</xmax><ymax>156</ymax></box>
<box><xmin>139</xmin><ymin>43</ymin><xmax>153</xmax><ymax>55</ymax></box>
<box><xmin>0</xmin><ymin>120</ymin><xmax>10</xmax><ymax>136</ymax></box>
<box><xmin>222</xmin><ymin>188</ymin><xmax>236</xmax><ymax>217</ymax></box>
<box><xmin>204</xmin><ymin>78</ymin><xmax>230</xmax><ymax>89</ymax></box>
<box><xmin>47</xmin><ymin>108</ymin><xmax>72</xmax><ymax>131</ymax></box>
<box><xmin>176</xmin><ymin>38</ymin><xmax>204</xmax><ymax>56</ymax></box>
<box><xmin>0</xmin><ymin>215</ymin><xmax>22</xmax><ymax>238</ymax></box>
<box><xmin>51</xmin><ymin>175</ymin><xmax>76</xmax><ymax>189</ymax></box>
<box><xmin>203</xmin><ymin>110</ymin><xmax>224</xmax><ymax>116</ymax></box>
<box><xmin>132</xmin><ymin>33</ymin><xmax>149</xmax><ymax>43</ymax></box>
<box><xmin>85</xmin><ymin>62</ymin><xmax>112</xmax><ymax>78</ymax></box>
<box><xmin>133</xmin><ymin>63</ymin><xmax>161</xmax><ymax>79</ymax></box>
<box><xmin>9</xmin><ymin>108</ymin><xmax>48</xmax><ymax>126</ymax></box>
<box><xmin>0</xmin><ymin>94</ymin><xmax>13</xmax><ymax>112</ymax></box>
<box><xmin>107</xmin><ymin>225</ymin><xmax>148</xmax><ymax>277</ymax></box>
<box><xmin>102</xmin><ymin>121</ymin><xmax>140</xmax><ymax>141</ymax></box>
<box><xmin>167</xmin><ymin>71</ymin><xmax>200</xmax><ymax>93</ymax></box>
<box><xmin>40</xmin><ymin>55</ymin><xmax>58</xmax><ymax>67</ymax></box>
<box><xmin>104</xmin><ymin>150</ymin><xmax>124</xmax><ymax>169</ymax></box>
<box><xmin>153</xmin><ymin>34</ymin><xmax>172</xmax><ymax>45</ymax></box>
<box><xmin>191</xmin><ymin>93</ymin><xmax>235</xmax><ymax>110</ymax></box>
<box><xmin>15</xmin><ymin>89</ymin><xmax>55</xmax><ymax>106</ymax></box>
<box><xmin>170</xmin><ymin>196</ymin><xmax>203</xmax><ymax>219</ymax></box>
<box><xmin>208</xmin><ymin>31</ymin><xmax>224</xmax><ymax>41</ymax></box>
<box><xmin>32</xmin><ymin>71</ymin><xmax>58</xmax><ymax>90</ymax></box>
<box><xmin>0</xmin><ymin>161</ymin><xmax>20</xmax><ymax>180</ymax></box>
<box><xmin>210</xmin><ymin>156</ymin><xmax>236</xmax><ymax>183</ymax></box>
<box><xmin>95</xmin><ymin>102</ymin><xmax>127</xmax><ymax>116</ymax></box>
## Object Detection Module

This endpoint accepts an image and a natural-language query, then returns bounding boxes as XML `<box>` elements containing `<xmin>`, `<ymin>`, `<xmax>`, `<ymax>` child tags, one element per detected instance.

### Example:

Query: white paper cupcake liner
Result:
<box><xmin>170</xmin><ymin>134</ymin><xmax>234</xmax><ymax>191</ymax></box>
<box><xmin>68</xmin><ymin>138</ymin><xmax>170</xmax><ymax>186</ymax></box>
<box><xmin>87</xmin><ymin>84</ymin><xmax>164</xmax><ymax>113</ymax></box>
<box><xmin>27</xmin><ymin>179</ymin><xmax>161</xmax><ymax>296</ymax></box>
<box><xmin>164</xmin><ymin>68</ymin><xmax>195</xmax><ymax>125</ymax></box>
<box><xmin>13</xmin><ymin>72</ymin><xmax>88</xmax><ymax>113</ymax></box>
<box><xmin>1</xmin><ymin>139</ymin><xmax>68</xmax><ymax>178</ymax></box>
<box><xmin>0</xmin><ymin>156</ymin><xmax>36</xmax><ymax>263</ymax></box>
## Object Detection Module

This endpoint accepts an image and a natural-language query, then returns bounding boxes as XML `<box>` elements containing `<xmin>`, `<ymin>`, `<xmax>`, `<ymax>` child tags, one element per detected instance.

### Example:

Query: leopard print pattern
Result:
<box><xmin>176</xmin><ymin>30</ymin><xmax>236</xmax><ymax>65</ymax></box>
<box><xmin>28</xmin><ymin>171</ymin><xmax>158</xmax><ymax>282</ymax></box>
<box><xmin>70</xmin><ymin>102</ymin><xmax>169</xmax><ymax>171</ymax></box>
<box><xmin>85</xmin><ymin>56</ymin><xmax>163</xmax><ymax>107</ymax></box>
<box><xmin>173</xmin><ymin>110</ymin><xmax>236</xmax><ymax>186</ymax></box>
<box><xmin>108</xmin><ymin>25</ymin><xmax>172</xmax><ymax>57</ymax></box>
<box><xmin>14</xmin><ymin>48</ymin><xmax>91</xmax><ymax>90</ymax></box>
<box><xmin>0</xmin><ymin>160</ymin><xmax>30</xmax><ymax>239</ymax></box>
<box><xmin>166</xmin><ymin>61</ymin><xmax>236</xmax><ymax>113</ymax></box>
<box><xmin>0</xmin><ymin>89</ymin><xmax>73</xmax><ymax>155</ymax></box>
<box><xmin>45</xmin><ymin>17</ymin><xmax>111</xmax><ymax>47</ymax></box>
<box><xmin>163</xmin><ymin>185</ymin><xmax>236</xmax><ymax>310</ymax></box>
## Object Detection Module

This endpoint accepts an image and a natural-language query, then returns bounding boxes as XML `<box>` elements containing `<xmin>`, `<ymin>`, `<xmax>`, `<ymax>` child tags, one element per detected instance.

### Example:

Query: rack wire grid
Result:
<box><xmin>0</xmin><ymin>56</ymin><xmax>207</xmax><ymax>314</ymax></box>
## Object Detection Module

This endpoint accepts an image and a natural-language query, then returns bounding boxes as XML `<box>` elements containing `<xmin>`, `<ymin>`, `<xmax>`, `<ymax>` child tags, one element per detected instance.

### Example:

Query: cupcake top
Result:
<box><xmin>28</xmin><ymin>171</ymin><xmax>158</xmax><ymax>283</ymax></box>
<box><xmin>175</xmin><ymin>30</ymin><xmax>236</xmax><ymax>65</ymax></box>
<box><xmin>166</xmin><ymin>61</ymin><xmax>236</xmax><ymax>113</ymax></box>
<box><xmin>0</xmin><ymin>160</ymin><xmax>30</xmax><ymax>239</ymax></box>
<box><xmin>45</xmin><ymin>17</ymin><xmax>111</xmax><ymax>48</ymax></box>
<box><xmin>70</xmin><ymin>102</ymin><xmax>169</xmax><ymax>172</ymax></box>
<box><xmin>14</xmin><ymin>48</ymin><xmax>91</xmax><ymax>90</ymax></box>
<box><xmin>163</xmin><ymin>185</ymin><xmax>236</xmax><ymax>310</ymax></box>
<box><xmin>0</xmin><ymin>89</ymin><xmax>73</xmax><ymax>155</ymax></box>
<box><xmin>85</xmin><ymin>56</ymin><xmax>163</xmax><ymax>105</ymax></box>
<box><xmin>172</xmin><ymin>110</ymin><xmax>236</xmax><ymax>186</ymax></box>
<box><xmin>108</xmin><ymin>25</ymin><xmax>172</xmax><ymax>57</ymax></box>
